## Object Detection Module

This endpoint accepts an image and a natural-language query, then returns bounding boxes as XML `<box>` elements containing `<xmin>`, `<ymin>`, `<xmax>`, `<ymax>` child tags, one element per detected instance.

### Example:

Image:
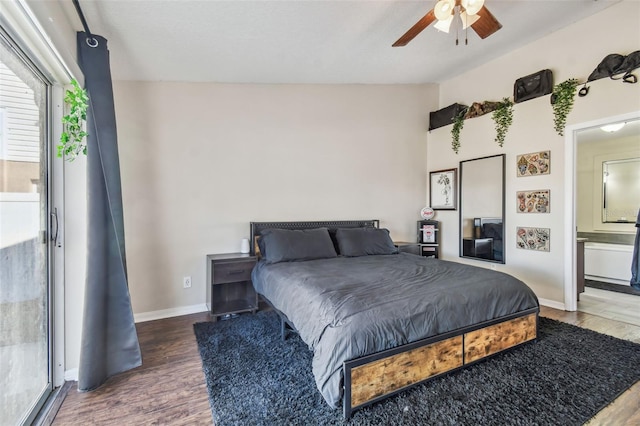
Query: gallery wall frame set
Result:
<box><xmin>514</xmin><ymin>151</ymin><xmax>551</xmax><ymax>251</ymax></box>
<box><xmin>429</xmin><ymin>168</ymin><xmax>457</xmax><ymax>210</ymax></box>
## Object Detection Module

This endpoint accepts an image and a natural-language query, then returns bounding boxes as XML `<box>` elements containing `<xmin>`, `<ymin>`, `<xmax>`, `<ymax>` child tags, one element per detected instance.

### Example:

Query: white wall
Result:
<box><xmin>113</xmin><ymin>82</ymin><xmax>437</xmax><ymax>315</ymax></box>
<box><xmin>426</xmin><ymin>1</ymin><xmax>640</xmax><ymax>304</ymax></box>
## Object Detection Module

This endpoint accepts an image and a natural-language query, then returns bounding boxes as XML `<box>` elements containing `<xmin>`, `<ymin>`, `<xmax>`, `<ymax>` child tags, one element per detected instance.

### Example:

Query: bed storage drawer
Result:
<box><xmin>343</xmin><ymin>310</ymin><xmax>538</xmax><ymax>418</ymax></box>
<box><xmin>464</xmin><ymin>312</ymin><xmax>537</xmax><ymax>362</ymax></box>
<box><xmin>348</xmin><ymin>335</ymin><xmax>463</xmax><ymax>409</ymax></box>
<box><xmin>213</xmin><ymin>260</ymin><xmax>255</xmax><ymax>284</ymax></box>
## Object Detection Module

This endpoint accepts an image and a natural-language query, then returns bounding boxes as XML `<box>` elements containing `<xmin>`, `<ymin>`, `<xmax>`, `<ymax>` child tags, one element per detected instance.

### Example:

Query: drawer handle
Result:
<box><xmin>228</xmin><ymin>270</ymin><xmax>245</xmax><ymax>275</ymax></box>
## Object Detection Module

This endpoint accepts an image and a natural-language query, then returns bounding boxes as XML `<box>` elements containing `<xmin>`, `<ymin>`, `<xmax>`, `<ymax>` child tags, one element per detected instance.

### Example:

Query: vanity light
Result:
<box><xmin>600</xmin><ymin>122</ymin><xmax>625</xmax><ymax>133</ymax></box>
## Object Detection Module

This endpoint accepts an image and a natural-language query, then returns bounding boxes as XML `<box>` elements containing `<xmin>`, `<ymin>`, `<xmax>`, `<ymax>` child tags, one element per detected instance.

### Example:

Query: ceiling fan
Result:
<box><xmin>392</xmin><ymin>0</ymin><xmax>502</xmax><ymax>47</ymax></box>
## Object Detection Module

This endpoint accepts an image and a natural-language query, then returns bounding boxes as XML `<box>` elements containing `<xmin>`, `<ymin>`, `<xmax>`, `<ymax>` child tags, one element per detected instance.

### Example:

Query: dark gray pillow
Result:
<box><xmin>482</xmin><ymin>223</ymin><xmax>503</xmax><ymax>241</ymax></box>
<box><xmin>258</xmin><ymin>228</ymin><xmax>337</xmax><ymax>264</ymax></box>
<box><xmin>335</xmin><ymin>227</ymin><xmax>398</xmax><ymax>257</ymax></box>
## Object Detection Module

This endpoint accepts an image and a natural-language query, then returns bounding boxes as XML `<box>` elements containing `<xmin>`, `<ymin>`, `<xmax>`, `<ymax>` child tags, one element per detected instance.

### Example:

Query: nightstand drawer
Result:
<box><xmin>213</xmin><ymin>261</ymin><xmax>254</xmax><ymax>284</ymax></box>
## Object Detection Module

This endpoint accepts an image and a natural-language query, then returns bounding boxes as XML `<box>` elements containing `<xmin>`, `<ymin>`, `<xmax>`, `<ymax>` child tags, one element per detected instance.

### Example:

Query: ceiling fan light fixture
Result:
<box><xmin>434</xmin><ymin>15</ymin><xmax>454</xmax><ymax>33</ymax></box>
<box><xmin>391</xmin><ymin>0</ymin><xmax>500</xmax><ymax>47</ymax></box>
<box><xmin>460</xmin><ymin>11</ymin><xmax>480</xmax><ymax>29</ymax></box>
<box><xmin>461</xmin><ymin>0</ymin><xmax>485</xmax><ymax>16</ymax></box>
<box><xmin>434</xmin><ymin>0</ymin><xmax>455</xmax><ymax>21</ymax></box>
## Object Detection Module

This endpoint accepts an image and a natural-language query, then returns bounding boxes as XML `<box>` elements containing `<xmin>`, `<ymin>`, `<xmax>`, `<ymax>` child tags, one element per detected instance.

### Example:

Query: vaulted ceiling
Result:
<box><xmin>53</xmin><ymin>0</ymin><xmax>621</xmax><ymax>84</ymax></box>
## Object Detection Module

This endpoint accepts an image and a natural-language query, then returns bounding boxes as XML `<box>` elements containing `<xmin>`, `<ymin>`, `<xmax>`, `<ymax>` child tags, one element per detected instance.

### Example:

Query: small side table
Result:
<box><xmin>394</xmin><ymin>241</ymin><xmax>421</xmax><ymax>256</ymax></box>
<box><xmin>463</xmin><ymin>238</ymin><xmax>494</xmax><ymax>260</ymax></box>
<box><xmin>206</xmin><ymin>253</ymin><xmax>258</xmax><ymax>321</ymax></box>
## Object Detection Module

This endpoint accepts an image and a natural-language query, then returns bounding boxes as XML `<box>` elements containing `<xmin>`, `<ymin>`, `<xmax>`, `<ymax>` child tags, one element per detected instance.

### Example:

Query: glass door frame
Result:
<box><xmin>0</xmin><ymin>26</ymin><xmax>56</xmax><ymax>426</ymax></box>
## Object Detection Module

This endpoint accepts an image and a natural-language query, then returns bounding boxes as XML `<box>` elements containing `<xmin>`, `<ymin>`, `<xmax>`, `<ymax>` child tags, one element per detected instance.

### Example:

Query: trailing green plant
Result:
<box><xmin>551</xmin><ymin>78</ymin><xmax>579</xmax><ymax>136</ymax></box>
<box><xmin>491</xmin><ymin>97</ymin><xmax>514</xmax><ymax>147</ymax></box>
<box><xmin>451</xmin><ymin>109</ymin><xmax>467</xmax><ymax>154</ymax></box>
<box><xmin>58</xmin><ymin>79</ymin><xmax>89</xmax><ymax>160</ymax></box>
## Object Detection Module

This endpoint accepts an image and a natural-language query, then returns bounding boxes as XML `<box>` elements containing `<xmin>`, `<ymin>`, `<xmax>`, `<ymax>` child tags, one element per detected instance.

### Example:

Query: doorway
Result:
<box><xmin>0</xmin><ymin>31</ymin><xmax>54</xmax><ymax>425</ymax></box>
<box><xmin>564</xmin><ymin>111</ymin><xmax>640</xmax><ymax>316</ymax></box>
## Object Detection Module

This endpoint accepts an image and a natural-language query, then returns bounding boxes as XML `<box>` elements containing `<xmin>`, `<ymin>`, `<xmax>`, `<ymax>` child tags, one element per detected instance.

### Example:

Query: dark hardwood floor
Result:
<box><xmin>50</xmin><ymin>307</ymin><xmax>640</xmax><ymax>425</ymax></box>
<box><xmin>51</xmin><ymin>312</ymin><xmax>213</xmax><ymax>425</ymax></box>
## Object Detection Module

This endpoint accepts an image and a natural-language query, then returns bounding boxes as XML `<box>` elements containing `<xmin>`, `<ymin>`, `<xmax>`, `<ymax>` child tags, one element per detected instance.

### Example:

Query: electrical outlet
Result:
<box><xmin>183</xmin><ymin>276</ymin><xmax>192</xmax><ymax>288</ymax></box>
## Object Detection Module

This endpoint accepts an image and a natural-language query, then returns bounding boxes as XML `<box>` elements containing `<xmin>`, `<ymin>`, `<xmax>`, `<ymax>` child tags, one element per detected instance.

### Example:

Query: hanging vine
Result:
<box><xmin>491</xmin><ymin>97</ymin><xmax>514</xmax><ymax>147</ymax></box>
<box><xmin>57</xmin><ymin>79</ymin><xmax>89</xmax><ymax>161</ymax></box>
<box><xmin>551</xmin><ymin>78</ymin><xmax>579</xmax><ymax>136</ymax></box>
<box><xmin>450</xmin><ymin>109</ymin><xmax>468</xmax><ymax>154</ymax></box>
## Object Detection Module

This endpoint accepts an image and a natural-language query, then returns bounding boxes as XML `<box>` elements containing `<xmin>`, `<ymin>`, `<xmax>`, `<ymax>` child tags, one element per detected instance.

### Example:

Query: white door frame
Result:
<box><xmin>563</xmin><ymin>110</ymin><xmax>640</xmax><ymax>311</ymax></box>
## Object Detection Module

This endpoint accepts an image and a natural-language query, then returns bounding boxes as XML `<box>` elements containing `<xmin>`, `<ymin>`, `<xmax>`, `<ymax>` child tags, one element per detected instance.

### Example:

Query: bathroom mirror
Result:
<box><xmin>602</xmin><ymin>157</ymin><xmax>640</xmax><ymax>223</ymax></box>
<box><xmin>459</xmin><ymin>154</ymin><xmax>505</xmax><ymax>263</ymax></box>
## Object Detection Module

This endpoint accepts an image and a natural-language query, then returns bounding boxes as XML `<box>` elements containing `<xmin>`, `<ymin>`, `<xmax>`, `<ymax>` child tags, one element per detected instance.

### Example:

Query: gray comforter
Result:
<box><xmin>251</xmin><ymin>253</ymin><xmax>539</xmax><ymax>408</ymax></box>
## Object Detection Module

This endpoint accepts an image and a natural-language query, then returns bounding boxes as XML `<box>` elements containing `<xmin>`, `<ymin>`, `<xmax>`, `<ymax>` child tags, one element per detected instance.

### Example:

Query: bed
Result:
<box><xmin>249</xmin><ymin>220</ymin><xmax>539</xmax><ymax>419</ymax></box>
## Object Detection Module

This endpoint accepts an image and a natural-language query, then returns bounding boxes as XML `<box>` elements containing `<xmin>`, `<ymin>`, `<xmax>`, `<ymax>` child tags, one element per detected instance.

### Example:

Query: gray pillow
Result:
<box><xmin>335</xmin><ymin>227</ymin><xmax>398</xmax><ymax>257</ymax></box>
<box><xmin>258</xmin><ymin>228</ymin><xmax>338</xmax><ymax>264</ymax></box>
<box><xmin>482</xmin><ymin>223</ymin><xmax>503</xmax><ymax>241</ymax></box>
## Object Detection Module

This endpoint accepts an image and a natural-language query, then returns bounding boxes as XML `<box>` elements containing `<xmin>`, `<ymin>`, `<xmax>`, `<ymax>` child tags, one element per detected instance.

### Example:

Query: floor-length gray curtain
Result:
<box><xmin>631</xmin><ymin>210</ymin><xmax>640</xmax><ymax>290</ymax></box>
<box><xmin>77</xmin><ymin>32</ymin><xmax>141</xmax><ymax>391</ymax></box>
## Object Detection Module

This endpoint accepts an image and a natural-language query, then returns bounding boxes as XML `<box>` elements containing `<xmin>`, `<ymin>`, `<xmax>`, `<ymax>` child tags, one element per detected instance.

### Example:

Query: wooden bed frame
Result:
<box><xmin>249</xmin><ymin>220</ymin><xmax>539</xmax><ymax>419</ymax></box>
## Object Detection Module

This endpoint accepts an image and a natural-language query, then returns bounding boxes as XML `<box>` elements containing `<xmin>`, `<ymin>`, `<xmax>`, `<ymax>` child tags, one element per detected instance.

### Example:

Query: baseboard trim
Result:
<box><xmin>585</xmin><ymin>275</ymin><xmax>628</xmax><ymax>286</ymax></box>
<box><xmin>538</xmin><ymin>297</ymin><xmax>566</xmax><ymax>311</ymax></box>
<box><xmin>64</xmin><ymin>368</ymin><xmax>78</xmax><ymax>382</ymax></box>
<box><xmin>134</xmin><ymin>304</ymin><xmax>208</xmax><ymax>323</ymax></box>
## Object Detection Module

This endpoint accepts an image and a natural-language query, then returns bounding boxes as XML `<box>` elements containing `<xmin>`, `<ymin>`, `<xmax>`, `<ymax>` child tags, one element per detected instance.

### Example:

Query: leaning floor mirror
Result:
<box><xmin>459</xmin><ymin>154</ymin><xmax>506</xmax><ymax>263</ymax></box>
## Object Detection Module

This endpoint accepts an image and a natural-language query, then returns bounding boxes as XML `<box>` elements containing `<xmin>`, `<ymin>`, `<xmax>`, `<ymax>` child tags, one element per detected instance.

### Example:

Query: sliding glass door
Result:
<box><xmin>0</xmin><ymin>32</ymin><xmax>52</xmax><ymax>425</ymax></box>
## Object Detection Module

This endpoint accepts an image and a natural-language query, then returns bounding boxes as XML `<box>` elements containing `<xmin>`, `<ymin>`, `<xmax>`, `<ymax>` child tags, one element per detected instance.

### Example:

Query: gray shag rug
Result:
<box><xmin>193</xmin><ymin>311</ymin><xmax>640</xmax><ymax>426</ymax></box>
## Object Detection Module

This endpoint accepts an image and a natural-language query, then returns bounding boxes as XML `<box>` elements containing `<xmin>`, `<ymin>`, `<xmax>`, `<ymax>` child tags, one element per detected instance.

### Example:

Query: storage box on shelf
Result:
<box><xmin>417</xmin><ymin>220</ymin><xmax>439</xmax><ymax>258</ymax></box>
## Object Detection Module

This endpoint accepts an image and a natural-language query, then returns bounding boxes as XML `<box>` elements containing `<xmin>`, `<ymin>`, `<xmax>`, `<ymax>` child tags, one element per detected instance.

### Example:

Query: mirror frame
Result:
<box><xmin>459</xmin><ymin>154</ymin><xmax>506</xmax><ymax>264</ymax></box>
<box><xmin>601</xmin><ymin>157</ymin><xmax>640</xmax><ymax>223</ymax></box>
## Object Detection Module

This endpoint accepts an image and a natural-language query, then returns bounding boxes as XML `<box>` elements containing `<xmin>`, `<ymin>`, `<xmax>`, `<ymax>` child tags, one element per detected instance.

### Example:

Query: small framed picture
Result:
<box><xmin>516</xmin><ymin>190</ymin><xmax>550</xmax><ymax>213</ymax></box>
<box><xmin>516</xmin><ymin>227</ymin><xmax>550</xmax><ymax>251</ymax></box>
<box><xmin>429</xmin><ymin>168</ymin><xmax>457</xmax><ymax>210</ymax></box>
<box><xmin>516</xmin><ymin>151</ymin><xmax>550</xmax><ymax>177</ymax></box>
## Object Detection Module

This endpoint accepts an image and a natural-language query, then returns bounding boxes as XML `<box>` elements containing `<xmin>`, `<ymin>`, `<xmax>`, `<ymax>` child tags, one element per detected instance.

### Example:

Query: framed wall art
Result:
<box><xmin>516</xmin><ymin>190</ymin><xmax>550</xmax><ymax>213</ymax></box>
<box><xmin>516</xmin><ymin>227</ymin><xmax>550</xmax><ymax>251</ymax></box>
<box><xmin>429</xmin><ymin>168</ymin><xmax>457</xmax><ymax>210</ymax></box>
<box><xmin>516</xmin><ymin>151</ymin><xmax>550</xmax><ymax>177</ymax></box>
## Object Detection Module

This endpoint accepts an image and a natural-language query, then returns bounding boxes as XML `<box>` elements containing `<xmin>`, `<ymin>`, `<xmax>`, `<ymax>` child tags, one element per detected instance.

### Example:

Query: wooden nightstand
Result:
<box><xmin>206</xmin><ymin>253</ymin><xmax>258</xmax><ymax>321</ymax></box>
<box><xmin>462</xmin><ymin>238</ymin><xmax>494</xmax><ymax>260</ymax></box>
<box><xmin>394</xmin><ymin>242</ymin><xmax>421</xmax><ymax>256</ymax></box>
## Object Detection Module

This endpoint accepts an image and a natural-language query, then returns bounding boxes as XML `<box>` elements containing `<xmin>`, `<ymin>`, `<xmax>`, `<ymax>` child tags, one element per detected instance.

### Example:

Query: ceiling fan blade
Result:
<box><xmin>392</xmin><ymin>9</ymin><xmax>436</xmax><ymax>47</ymax></box>
<box><xmin>470</xmin><ymin>6</ymin><xmax>502</xmax><ymax>39</ymax></box>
